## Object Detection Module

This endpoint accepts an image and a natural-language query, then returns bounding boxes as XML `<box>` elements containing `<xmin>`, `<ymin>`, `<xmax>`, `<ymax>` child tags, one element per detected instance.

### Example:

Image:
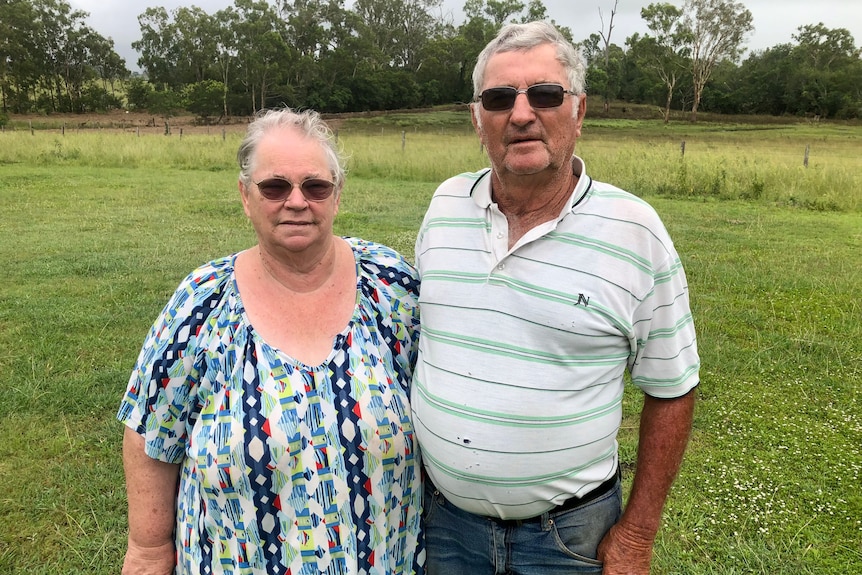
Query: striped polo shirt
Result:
<box><xmin>412</xmin><ymin>156</ymin><xmax>700</xmax><ymax>520</ymax></box>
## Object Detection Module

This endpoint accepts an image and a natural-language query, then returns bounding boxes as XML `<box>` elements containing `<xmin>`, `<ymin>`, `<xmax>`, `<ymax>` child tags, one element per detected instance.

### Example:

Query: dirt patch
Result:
<box><xmin>8</xmin><ymin>110</ymin><xmax>255</xmax><ymax>135</ymax></box>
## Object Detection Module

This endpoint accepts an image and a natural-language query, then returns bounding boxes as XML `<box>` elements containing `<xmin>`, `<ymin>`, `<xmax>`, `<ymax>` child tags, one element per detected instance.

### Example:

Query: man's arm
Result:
<box><xmin>121</xmin><ymin>427</ymin><xmax>181</xmax><ymax>575</ymax></box>
<box><xmin>597</xmin><ymin>388</ymin><xmax>696</xmax><ymax>574</ymax></box>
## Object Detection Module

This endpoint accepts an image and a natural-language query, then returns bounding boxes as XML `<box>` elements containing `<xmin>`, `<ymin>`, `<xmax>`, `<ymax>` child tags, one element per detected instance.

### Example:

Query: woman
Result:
<box><xmin>118</xmin><ymin>108</ymin><xmax>423</xmax><ymax>575</ymax></box>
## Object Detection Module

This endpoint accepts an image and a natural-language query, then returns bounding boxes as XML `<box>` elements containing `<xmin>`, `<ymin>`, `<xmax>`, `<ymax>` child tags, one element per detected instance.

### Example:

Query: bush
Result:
<box><xmin>125</xmin><ymin>78</ymin><xmax>153</xmax><ymax>112</ymax></box>
<box><xmin>183</xmin><ymin>80</ymin><xmax>226</xmax><ymax>123</ymax></box>
<box><xmin>80</xmin><ymin>85</ymin><xmax>123</xmax><ymax>113</ymax></box>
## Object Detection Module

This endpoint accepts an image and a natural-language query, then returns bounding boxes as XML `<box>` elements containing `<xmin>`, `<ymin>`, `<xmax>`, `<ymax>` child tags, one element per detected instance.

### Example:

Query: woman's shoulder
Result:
<box><xmin>171</xmin><ymin>254</ymin><xmax>238</xmax><ymax>307</ymax></box>
<box><xmin>344</xmin><ymin>237</ymin><xmax>419</xmax><ymax>290</ymax></box>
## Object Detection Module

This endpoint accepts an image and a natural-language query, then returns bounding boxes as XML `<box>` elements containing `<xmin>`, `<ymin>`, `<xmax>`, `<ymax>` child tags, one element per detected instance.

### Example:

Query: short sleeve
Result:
<box><xmin>117</xmin><ymin>261</ymin><xmax>231</xmax><ymax>463</ymax></box>
<box><xmin>629</xmin><ymin>249</ymin><xmax>700</xmax><ymax>398</ymax></box>
<box><xmin>352</xmin><ymin>238</ymin><xmax>421</xmax><ymax>386</ymax></box>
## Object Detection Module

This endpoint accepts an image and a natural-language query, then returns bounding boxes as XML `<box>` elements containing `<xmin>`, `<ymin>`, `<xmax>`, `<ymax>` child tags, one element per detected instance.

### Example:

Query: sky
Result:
<box><xmin>68</xmin><ymin>0</ymin><xmax>862</xmax><ymax>72</ymax></box>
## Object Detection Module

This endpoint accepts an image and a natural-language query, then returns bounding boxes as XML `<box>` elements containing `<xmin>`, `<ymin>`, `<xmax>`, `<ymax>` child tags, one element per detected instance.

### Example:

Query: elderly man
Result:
<box><xmin>412</xmin><ymin>21</ymin><xmax>699</xmax><ymax>575</ymax></box>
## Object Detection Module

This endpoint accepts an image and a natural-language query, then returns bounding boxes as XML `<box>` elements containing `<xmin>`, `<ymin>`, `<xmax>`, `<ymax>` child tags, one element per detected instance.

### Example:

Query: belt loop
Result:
<box><xmin>540</xmin><ymin>510</ymin><xmax>553</xmax><ymax>531</ymax></box>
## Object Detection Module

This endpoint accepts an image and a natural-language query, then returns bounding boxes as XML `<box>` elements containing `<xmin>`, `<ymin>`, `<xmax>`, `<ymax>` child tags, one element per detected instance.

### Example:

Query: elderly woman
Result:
<box><xmin>118</xmin><ymin>108</ymin><xmax>423</xmax><ymax>575</ymax></box>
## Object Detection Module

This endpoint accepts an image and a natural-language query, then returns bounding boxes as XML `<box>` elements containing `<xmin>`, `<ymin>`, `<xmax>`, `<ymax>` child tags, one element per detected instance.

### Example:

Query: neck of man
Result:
<box><xmin>491</xmin><ymin>164</ymin><xmax>577</xmax><ymax>224</ymax></box>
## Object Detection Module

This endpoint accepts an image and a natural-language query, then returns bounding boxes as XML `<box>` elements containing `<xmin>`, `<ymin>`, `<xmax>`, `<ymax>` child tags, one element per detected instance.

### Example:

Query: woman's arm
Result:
<box><xmin>121</xmin><ymin>427</ymin><xmax>181</xmax><ymax>575</ymax></box>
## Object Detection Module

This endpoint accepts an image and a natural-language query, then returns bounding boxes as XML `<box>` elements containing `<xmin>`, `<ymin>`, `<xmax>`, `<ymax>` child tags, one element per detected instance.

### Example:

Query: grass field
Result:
<box><xmin>0</xmin><ymin>113</ymin><xmax>860</xmax><ymax>573</ymax></box>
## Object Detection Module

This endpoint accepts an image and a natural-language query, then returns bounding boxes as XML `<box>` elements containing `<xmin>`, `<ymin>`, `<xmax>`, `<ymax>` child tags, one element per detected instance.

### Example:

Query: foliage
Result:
<box><xmin>1</xmin><ymin>0</ymin><xmax>861</xmax><ymax>120</ymax></box>
<box><xmin>0</xmin><ymin>0</ymin><xmax>127</xmax><ymax>114</ymax></box>
<box><xmin>183</xmin><ymin>80</ymin><xmax>227</xmax><ymax>122</ymax></box>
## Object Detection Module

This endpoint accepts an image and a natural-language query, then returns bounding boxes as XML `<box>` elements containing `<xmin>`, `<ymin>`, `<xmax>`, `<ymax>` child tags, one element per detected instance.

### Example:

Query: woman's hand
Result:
<box><xmin>121</xmin><ymin>539</ymin><xmax>175</xmax><ymax>575</ymax></box>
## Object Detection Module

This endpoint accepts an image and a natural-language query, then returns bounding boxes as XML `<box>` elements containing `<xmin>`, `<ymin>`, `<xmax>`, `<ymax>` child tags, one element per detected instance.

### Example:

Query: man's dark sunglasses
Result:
<box><xmin>478</xmin><ymin>83</ymin><xmax>576</xmax><ymax>111</ymax></box>
<box><xmin>254</xmin><ymin>177</ymin><xmax>336</xmax><ymax>202</ymax></box>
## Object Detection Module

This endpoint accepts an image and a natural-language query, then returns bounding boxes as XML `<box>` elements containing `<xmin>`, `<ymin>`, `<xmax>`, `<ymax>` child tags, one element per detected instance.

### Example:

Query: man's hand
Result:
<box><xmin>121</xmin><ymin>539</ymin><xmax>176</xmax><ymax>575</ymax></box>
<box><xmin>596</xmin><ymin>520</ymin><xmax>655</xmax><ymax>574</ymax></box>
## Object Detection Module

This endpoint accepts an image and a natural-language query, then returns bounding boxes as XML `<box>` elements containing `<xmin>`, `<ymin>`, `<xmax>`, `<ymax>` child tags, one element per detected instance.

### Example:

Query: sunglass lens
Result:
<box><xmin>257</xmin><ymin>178</ymin><xmax>292</xmax><ymax>201</ymax></box>
<box><xmin>528</xmin><ymin>84</ymin><xmax>564</xmax><ymax>108</ymax></box>
<box><xmin>482</xmin><ymin>88</ymin><xmax>516</xmax><ymax>111</ymax></box>
<box><xmin>300</xmin><ymin>179</ymin><xmax>336</xmax><ymax>201</ymax></box>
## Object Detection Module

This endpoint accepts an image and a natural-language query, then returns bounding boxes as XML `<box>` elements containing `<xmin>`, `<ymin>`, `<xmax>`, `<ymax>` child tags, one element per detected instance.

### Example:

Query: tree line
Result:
<box><xmin>1</xmin><ymin>0</ymin><xmax>860</xmax><ymax>121</ymax></box>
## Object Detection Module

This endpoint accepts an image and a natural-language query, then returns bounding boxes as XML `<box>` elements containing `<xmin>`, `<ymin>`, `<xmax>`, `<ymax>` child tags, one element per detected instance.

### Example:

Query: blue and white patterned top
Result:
<box><xmin>118</xmin><ymin>237</ymin><xmax>423</xmax><ymax>575</ymax></box>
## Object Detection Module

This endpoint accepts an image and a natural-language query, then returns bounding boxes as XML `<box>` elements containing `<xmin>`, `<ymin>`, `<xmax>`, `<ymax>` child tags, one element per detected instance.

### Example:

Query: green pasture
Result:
<box><xmin>0</xmin><ymin>114</ymin><xmax>860</xmax><ymax>573</ymax></box>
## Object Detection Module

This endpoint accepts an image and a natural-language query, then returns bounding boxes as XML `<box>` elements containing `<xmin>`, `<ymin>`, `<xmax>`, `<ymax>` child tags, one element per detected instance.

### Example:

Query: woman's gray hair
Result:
<box><xmin>472</xmin><ymin>21</ymin><xmax>587</xmax><ymax>116</ymax></box>
<box><xmin>237</xmin><ymin>107</ymin><xmax>347</xmax><ymax>192</ymax></box>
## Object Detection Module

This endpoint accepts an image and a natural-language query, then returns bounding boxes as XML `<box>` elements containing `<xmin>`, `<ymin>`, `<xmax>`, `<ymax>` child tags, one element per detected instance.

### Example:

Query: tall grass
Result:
<box><xmin>0</xmin><ymin>116</ymin><xmax>860</xmax><ymax>573</ymax></box>
<box><xmin>1</xmin><ymin>115</ymin><xmax>861</xmax><ymax>211</ymax></box>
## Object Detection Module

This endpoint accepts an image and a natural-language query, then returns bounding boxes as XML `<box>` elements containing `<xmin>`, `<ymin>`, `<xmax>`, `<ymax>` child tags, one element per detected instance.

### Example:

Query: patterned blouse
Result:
<box><xmin>118</xmin><ymin>238</ymin><xmax>423</xmax><ymax>575</ymax></box>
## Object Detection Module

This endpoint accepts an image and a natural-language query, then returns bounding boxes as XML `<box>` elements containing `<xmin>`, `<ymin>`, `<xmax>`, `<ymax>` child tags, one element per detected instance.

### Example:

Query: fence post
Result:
<box><xmin>804</xmin><ymin>144</ymin><xmax>810</xmax><ymax>168</ymax></box>
<box><xmin>680</xmin><ymin>140</ymin><xmax>686</xmax><ymax>157</ymax></box>
<box><xmin>222</xmin><ymin>128</ymin><xmax>226</xmax><ymax>141</ymax></box>
<box><xmin>402</xmin><ymin>131</ymin><xmax>406</xmax><ymax>151</ymax></box>
<box><xmin>30</xmin><ymin>120</ymin><xmax>34</xmax><ymax>135</ymax></box>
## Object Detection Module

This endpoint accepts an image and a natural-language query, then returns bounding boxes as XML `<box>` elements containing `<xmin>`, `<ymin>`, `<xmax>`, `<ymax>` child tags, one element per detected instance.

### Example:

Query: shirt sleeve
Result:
<box><xmin>117</xmin><ymin>264</ymin><xmax>229</xmax><ymax>463</ymax></box>
<box><xmin>356</xmin><ymin>239</ymin><xmax>421</xmax><ymax>388</ymax></box>
<box><xmin>629</xmin><ymin>246</ymin><xmax>700</xmax><ymax>399</ymax></box>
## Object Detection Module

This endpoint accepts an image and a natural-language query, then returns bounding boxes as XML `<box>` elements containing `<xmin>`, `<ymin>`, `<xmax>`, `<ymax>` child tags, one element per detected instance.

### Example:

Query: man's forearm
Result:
<box><xmin>619</xmin><ymin>389</ymin><xmax>696</xmax><ymax>538</ymax></box>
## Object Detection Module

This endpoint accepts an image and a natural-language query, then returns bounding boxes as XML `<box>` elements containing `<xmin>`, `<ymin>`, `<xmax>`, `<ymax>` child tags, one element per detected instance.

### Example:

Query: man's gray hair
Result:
<box><xmin>472</xmin><ymin>21</ymin><xmax>587</xmax><ymax>110</ymax></box>
<box><xmin>237</xmin><ymin>107</ymin><xmax>347</xmax><ymax>192</ymax></box>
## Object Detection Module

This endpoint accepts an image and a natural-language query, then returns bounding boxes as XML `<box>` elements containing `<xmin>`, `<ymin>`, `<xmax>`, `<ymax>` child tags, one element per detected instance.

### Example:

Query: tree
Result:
<box><xmin>680</xmin><ymin>0</ymin><xmax>753</xmax><ymax>121</ymax></box>
<box><xmin>639</xmin><ymin>2</ymin><xmax>689</xmax><ymax>122</ymax></box>
<box><xmin>483</xmin><ymin>0</ymin><xmax>525</xmax><ymax>27</ymax></box>
<box><xmin>789</xmin><ymin>24</ymin><xmax>861</xmax><ymax>118</ymax></box>
<box><xmin>519</xmin><ymin>0</ymin><xmax>572</xmax><ymax>41</ymax></box>
<box><xmin>0</xmin><ymin>0</ymin><xmax>39</xmax><ymax>112</ymax></box>
<box><xmin>597</xmin><ymin>0</ymin><xmax>618</xmax><ymax>113</ymax></box>
<box><xmin>134</xmin><ymin>7</ymin><xmax>181</xmax><ymax>87</ymax></box>
<box><xmin>232</xmin><ymin>0</ymin><xmax>290</xmax><ymax>112</ymax></box>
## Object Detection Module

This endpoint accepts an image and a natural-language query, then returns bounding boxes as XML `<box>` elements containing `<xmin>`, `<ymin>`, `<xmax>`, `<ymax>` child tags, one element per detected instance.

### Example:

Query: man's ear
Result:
<box><xmin>470</xmin><ymin>103</ymin><xmax>485</xmax><ymax>142</ymax></box>
<box><xmin>574</xmin><ymin>94</ymin><xmax>587</xmax><ymax>138</ymax></box>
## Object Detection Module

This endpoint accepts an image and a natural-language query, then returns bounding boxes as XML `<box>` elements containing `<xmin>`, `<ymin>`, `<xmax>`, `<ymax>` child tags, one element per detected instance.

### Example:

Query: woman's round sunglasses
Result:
<box><xmin>478</xmin><ymin>83</ymin><xmax>576</xmax><ymax>112</ymax></box>
<box><xmin>254</xmin><ymin>177</ymin><xmax>336</xmax><ymax>202</ymax></box>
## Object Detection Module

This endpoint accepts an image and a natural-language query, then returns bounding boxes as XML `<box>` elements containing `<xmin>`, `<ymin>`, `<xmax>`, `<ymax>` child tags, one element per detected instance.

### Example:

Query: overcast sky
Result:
<box><xmin>69</xmin><ymin>0</ymin><xmax>862</xmax><ymax>72</ymax></box>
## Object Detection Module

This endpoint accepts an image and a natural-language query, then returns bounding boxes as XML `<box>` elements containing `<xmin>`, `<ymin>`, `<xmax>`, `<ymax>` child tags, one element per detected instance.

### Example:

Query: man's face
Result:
<box><xmin>471</xmin><ymin>43</ymin><xmax>585</xmax><ymax>179</ymax></box>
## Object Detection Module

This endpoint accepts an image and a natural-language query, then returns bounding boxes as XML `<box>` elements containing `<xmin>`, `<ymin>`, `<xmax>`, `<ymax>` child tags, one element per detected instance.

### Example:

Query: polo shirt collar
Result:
<box><xmin>471</xmin><ymin>156</ymin><xmax>591</xmax><ymax>220</ymax></box>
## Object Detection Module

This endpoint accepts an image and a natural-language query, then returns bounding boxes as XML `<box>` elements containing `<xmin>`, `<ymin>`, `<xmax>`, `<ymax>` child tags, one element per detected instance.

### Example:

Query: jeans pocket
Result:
<box><xmin>547</xmin><ymin>485</ymin><xmax>622</xmax><ymax>566</ymax></box>
<box><xmin>548</xmin><ymin>520</ymin><xmax>604</xmax><ymax>566</ymax></box>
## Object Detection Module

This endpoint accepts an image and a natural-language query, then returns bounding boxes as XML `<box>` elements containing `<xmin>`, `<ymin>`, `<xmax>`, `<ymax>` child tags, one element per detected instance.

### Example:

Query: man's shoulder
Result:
<box><xmin>583</xmin><ymin>179</ymin><xmax>665</xmax><ymax>223</ymax></box>
<box><xmin>434</xmin><ymin>168</ymin><xmax>491</xmax><ymax>196</ymax></box>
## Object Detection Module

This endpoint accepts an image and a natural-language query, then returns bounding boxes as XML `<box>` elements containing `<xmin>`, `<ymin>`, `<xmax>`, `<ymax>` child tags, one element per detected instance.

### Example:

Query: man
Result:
<box><xmin>412</xmin><ymin>21</ymin><xmax>699</xmax><ymax>575</ymax></box>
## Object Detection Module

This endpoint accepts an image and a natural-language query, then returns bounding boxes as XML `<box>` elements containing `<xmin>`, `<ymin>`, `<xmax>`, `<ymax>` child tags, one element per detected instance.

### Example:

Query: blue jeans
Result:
<box><xmin>423</xmin><ymin>477</ymin><xmax>622</xmax><ymax>575</ymax></box>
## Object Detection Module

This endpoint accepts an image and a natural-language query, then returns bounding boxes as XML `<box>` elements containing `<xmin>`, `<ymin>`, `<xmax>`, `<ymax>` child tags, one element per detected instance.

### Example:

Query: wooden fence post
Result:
<box><xmin>804</xmin><ymin>144</ymin><xmax>810</xmax><ymax>168</ymax></box>
<box><xmin>680</xmin><ymin>140</ymin><xmax>686</xmax><ymax>157</ymax></box>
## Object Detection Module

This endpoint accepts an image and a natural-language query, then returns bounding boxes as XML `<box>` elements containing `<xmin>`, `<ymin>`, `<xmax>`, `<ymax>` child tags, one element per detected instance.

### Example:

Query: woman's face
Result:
<box><xmin>239</xmin><ymin>126</ymin><xmax>341</xmax><ymax>256</ymax></box>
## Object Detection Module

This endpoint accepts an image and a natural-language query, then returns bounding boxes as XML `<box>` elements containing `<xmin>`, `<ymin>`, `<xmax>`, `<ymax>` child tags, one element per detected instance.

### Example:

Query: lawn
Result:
<box><xmin>0</xmin><ymin>114</ymin><xmax>860</xmax><ymax>573</ymax></box>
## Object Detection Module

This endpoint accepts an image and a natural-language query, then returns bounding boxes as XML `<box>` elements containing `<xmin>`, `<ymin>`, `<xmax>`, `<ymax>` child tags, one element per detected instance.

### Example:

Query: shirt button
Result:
<box><xmin>497</xmin><ymin>264</ymin><xmax>505</xmax><ymax>270</ymax></box>
<box><xmin>496</xmin><ymin>232</ymin><xmax>504</xmax><ymax>239</ymax></box>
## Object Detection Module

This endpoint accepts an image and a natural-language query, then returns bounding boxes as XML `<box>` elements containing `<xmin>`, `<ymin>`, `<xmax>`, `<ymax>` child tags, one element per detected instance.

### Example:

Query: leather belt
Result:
<box><xmin>490</xmin><ymin>468</ymin><xmax>620</xmax><ymax>525</ymax></box>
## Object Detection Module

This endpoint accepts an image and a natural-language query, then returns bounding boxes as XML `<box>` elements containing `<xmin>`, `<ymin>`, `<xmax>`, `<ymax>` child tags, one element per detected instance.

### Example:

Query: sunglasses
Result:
<box><xmin>478</xmin><ymin>83</ymin><xmax>576</xmax><ymax>111</ymax></box>
<box><xmin>254</xmin><ymin>177</ymin><xmax>336</xmax><ymax>202</ymax></box>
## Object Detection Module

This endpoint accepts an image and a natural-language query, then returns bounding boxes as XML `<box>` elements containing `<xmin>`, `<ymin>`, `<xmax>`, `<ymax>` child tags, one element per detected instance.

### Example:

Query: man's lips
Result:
<box><xmin>507</xmin><ymin>134</ymin><xmax>543</xmax><ymax>145</ymax></box>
